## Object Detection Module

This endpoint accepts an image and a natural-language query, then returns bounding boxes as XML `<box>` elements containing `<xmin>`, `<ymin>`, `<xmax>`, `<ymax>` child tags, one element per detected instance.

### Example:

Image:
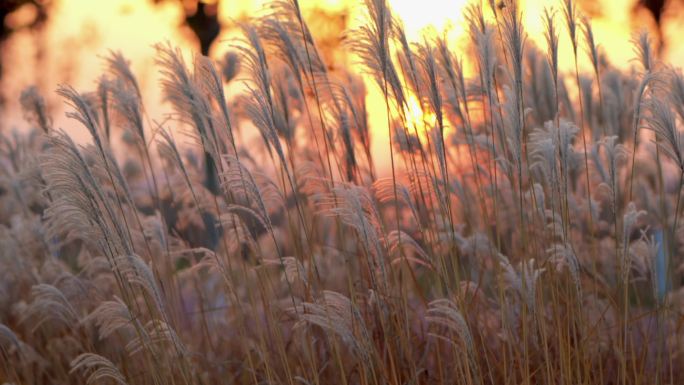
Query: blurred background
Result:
<box><xmin>1</xmin><ymin>0</ymin><xmax>683</xmax><ymax>135</ymax></box>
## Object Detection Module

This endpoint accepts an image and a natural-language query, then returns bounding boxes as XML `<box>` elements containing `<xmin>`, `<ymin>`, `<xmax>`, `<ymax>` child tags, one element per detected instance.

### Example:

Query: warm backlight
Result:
<box><xmin>0</xmin><ymin>0</ymin><xmax>681</xmax><ymax>170</ymax></box>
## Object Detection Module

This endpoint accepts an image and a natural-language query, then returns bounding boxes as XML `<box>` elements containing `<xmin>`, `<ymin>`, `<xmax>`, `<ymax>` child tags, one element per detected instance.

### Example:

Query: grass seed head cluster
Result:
<box><xmin>1</xmin><ymin>0</ymin><xmax>683</xmax><ymax>383</ymax></box>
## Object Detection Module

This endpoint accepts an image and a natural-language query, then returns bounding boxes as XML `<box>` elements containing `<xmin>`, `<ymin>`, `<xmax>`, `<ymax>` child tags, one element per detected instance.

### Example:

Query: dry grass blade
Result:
<box><xmin>70</xmin><ymin>353</ymin><xmax>129</xmax><ymax>385</ymax></box>
<box><xmin>3</xmin><ymin>1</ymin><xmax>684</xmax><ymax>383</ymax></box>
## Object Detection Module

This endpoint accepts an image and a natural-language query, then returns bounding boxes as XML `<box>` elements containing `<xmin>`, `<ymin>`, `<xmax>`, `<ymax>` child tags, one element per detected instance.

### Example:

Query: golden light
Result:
<box><xmin>405</xmin><ymin>94</ymin><xmax>435</xmax><ymax>133</ymax></box>
<box><xmin>390</xmin><ymin>0</ymin><xmax>469</xmax><ymax>41</ymax></box>
<box><xmin>3</xmin><ymin>2</ymin><xmax>684</xmax><ymax>382</ymax></box>
<box><xmin>1</xmin><ymin>0</ymin><xmax>682</xmax><ymax>168</ymax></box>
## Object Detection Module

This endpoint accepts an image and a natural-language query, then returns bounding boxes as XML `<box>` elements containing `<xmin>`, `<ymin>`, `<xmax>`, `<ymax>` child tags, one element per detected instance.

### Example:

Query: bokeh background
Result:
<box><xmin>1</xmin><ymin>0</ymin><xmax>683</xmax><ymax>153</ymax></box>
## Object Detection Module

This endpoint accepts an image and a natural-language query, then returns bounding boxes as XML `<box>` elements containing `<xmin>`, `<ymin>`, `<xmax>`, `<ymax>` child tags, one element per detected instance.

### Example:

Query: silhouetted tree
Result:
<box><xmin>635</xmin><ymin>0</ymin><xmax>669</xmax><ymax>52</ymax></box>
<box><xmin>185</xmin><ymin>1</ymin><xmax>220</xmax><ymax>56</ymax></box>
<box><xmin>0</xmin><ymin>1</ymin><xmax>50</xmax><ymax>109</ymax></box>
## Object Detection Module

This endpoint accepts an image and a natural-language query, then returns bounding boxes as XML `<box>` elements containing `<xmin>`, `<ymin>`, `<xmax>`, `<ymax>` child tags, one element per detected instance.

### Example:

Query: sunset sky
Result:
<box><xmin>1</xmin><ymin>0</ymin><xmax>681</xmax><ymax>165</ymax></box>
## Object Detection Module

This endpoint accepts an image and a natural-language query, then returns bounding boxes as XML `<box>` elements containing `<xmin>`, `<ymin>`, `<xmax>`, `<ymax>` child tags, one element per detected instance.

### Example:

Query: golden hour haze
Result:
<box><xmin>1</xmin><ymin>0</ymin><xmax>684</xmax><ymax>384</ymax></box>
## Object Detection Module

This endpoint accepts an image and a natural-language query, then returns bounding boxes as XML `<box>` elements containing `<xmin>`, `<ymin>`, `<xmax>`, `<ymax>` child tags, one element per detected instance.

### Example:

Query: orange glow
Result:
<box><xmin>390</xmin><ymin>0</ymin><xmax>469</xmax><ymax>41</ymax></box>
<box><xmin>405</xmin><ymin>94</ymin><xmax>435</xmax><ymax>135</ymax></box>
<box><xmin>1</xmin><ymin>0</ymin><xmax>683</xmax><ymax>170</ymax></box>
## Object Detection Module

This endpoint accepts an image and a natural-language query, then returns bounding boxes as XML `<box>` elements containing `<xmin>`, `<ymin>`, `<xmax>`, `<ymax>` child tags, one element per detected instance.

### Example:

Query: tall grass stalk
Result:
<box><xmin>2</xmin><ymin>1</ymin><xmax>684</xmax><ymax>384</ymax></box>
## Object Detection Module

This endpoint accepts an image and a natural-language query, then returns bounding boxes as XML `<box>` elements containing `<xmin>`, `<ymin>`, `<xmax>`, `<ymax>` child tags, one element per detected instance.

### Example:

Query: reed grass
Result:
<box><xmin>1</xmin><ymin>0</ymin><xmax>683</xmax><ymax>384</ymax></box>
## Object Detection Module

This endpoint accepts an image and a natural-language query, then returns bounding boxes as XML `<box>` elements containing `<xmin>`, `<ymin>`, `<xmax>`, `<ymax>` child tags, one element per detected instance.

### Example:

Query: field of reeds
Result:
<box><xmin>1</xmin><ymin>0</ymin><xmax>684</xmax><ymax>383</ymax></box>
